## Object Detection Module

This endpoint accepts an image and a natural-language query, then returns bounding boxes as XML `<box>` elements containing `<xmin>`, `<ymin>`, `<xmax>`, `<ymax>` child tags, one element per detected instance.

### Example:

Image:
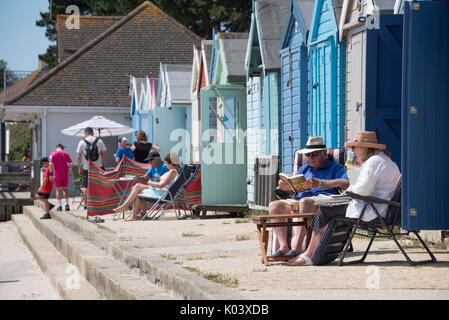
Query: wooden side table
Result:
<box><xmin>251</xmin><ymin>213</ymin><xmax>315</xmax><ymax>266</ymax></box>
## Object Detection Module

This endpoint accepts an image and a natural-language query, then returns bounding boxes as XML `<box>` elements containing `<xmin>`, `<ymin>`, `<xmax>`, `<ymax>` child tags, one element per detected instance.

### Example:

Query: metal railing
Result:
<box><xmin>0</xmin><ymin>160</ymin><xmax>40</xmax><ymax>197</ymax></box>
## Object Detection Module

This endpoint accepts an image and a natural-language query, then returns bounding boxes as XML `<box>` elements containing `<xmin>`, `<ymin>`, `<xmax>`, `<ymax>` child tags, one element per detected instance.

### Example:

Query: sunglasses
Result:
<box><xmin>305</xmin><ymin>151</ymin><xmax>320</xmax><ymax>158</ymax></box>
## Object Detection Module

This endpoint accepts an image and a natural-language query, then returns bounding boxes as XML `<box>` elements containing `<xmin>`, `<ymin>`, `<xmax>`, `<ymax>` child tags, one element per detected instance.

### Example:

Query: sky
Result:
<box><xmin>0</xmin><ymin>0</ymin><xmax>51</xmax><ymax>71</ymax></box>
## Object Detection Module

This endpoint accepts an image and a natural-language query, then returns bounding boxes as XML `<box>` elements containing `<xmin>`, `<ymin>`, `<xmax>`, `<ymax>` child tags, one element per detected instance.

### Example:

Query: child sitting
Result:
<box><xmin>36</xmin><ymin>157</ymin><xmax>55</xmax><ymax>219</ymax></box>
<box><xmin>115</xmin><ymin>137</ymin><xmax>134</xmax><ymax>163</ymax></box>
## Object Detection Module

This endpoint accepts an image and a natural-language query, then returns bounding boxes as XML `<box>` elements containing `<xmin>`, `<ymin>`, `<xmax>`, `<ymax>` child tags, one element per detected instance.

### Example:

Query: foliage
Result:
<box><xmin>5</xmin><ymin>122</ymin><xmax>31</xmax><ymax>161</ymax></box>
<box><xmin>36</xmin><ymin>0</ymin><xmax>251</xmax><ymax>68</ymax></box>
<box><xmin>0</xmin><ymin>60</ymin><xmax>19</xmax><ymax>91</ymax></box>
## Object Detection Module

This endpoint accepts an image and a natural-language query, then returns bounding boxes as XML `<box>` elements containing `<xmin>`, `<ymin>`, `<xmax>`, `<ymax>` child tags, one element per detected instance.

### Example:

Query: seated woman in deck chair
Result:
<box><xmin>113</xmin><ymin>153</ymin><xmax>181</xmax><ymax>221</ymax></box>
<box><xmin>287</xmin><ymin>131</ymin><xmax>401</xmax><ymax>266</ymax></box>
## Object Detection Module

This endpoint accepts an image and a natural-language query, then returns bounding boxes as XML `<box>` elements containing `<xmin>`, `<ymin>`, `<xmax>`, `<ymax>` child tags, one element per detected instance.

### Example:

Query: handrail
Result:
<box><xmin>0</xmin><ymin>160</ymin><xmax>40</xmax><ymax>197</ymax></box>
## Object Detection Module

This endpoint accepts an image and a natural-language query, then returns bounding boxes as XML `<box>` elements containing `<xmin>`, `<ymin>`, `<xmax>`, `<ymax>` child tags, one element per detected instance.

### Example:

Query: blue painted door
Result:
<box><xmin>365</xmin><ymin>15</ymin><xmax>403</xmax><ymax>169</ymax></box>
<box><xmin>200</xmin><ymin>85</ymin><xmax>247</xmax><ymax>205</ymax></box>
<box><xmin>281</xmin><ymin>45</ymin><xmax>305</xmax><ymax>174</ymax></box>
<box><xmin>153</xmin><ymin>106</ymin><xmax>187</xmax><ymax>161</ymax></box>
<box><xmin>402</xmin><ymin>1</ymin><xmax>449</xmax><ymax>231</ymax></box>
<box><xmin>309</xmin><ymin>40</ymin><xmax>335</xmax><ymax>147</ymax></box>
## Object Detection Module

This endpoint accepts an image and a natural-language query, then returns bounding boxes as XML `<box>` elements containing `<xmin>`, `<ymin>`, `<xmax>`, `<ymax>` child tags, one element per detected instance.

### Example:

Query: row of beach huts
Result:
<box><xmin>130</xmin><ymin>0</ymin><xmax>409</xmax><ymax>211</ymax></box>
<box><xmin>2</xmin><ymin>0</ymin><xmax>447</xmax><ymax>232</ymax></box>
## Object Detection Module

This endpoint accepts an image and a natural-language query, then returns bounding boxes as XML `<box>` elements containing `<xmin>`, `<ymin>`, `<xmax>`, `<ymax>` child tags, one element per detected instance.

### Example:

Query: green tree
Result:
<box><xmin>36</xmin><ymin>0</ymin><xmax>251</xmax><ymax>69</ymax></box>
<box><xmin>0</xmin><ymin>60</ymin><xmax>19</xmax><ymax>92</ymax></box>
<box><xmin>5</xmin><ymin>122</ymin><xmax>31</xmax><ymax>161</ymax></box>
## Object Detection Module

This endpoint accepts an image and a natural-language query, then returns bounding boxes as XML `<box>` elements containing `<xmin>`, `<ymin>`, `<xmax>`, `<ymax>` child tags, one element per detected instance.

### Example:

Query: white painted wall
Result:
<box><xmin>40</xmin><ymin>108</ymin><xmax>132</xmax><ymax>197</ymax></box>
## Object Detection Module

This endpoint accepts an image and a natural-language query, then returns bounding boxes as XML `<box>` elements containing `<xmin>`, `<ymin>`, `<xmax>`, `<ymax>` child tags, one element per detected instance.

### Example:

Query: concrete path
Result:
<box><xmin>10</xmin><ymin>198</ymin><xmax>449</xmax><ymax>300</ymax></box>
<box><xmin>0</xmin><ymin>221</ymin><xmax>59</xmax><ymax>300</ymax></box>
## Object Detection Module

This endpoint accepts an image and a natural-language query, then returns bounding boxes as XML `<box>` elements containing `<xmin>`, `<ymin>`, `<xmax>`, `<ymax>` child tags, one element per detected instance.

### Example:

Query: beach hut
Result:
<box><xmin>198</xmin><ymin>32</ymin><xmax>249</xmax><ymax>208</ymax></box>
<box><xmin>339</xmin><ymin>0</ymin><xmax>401</xmax><ymax>182</ymax></box>
<box><xmin>394</xmin><ymin>0</ymin><xmax>409</xmax><ymax>14</ymax></box>
<box><xmin>130</xmin><ymin>76</ymin><xmax>158</xmax><ymax>144</ymax></box>
<box><xmin>154</xmin><ymin>63</ymin><xmax>192</xmax><ymax>162</ymax></box>
<box><xmin>245</xmin><ymin>0</ymin><xmax>290</xmax><ymax>209</ymax></box>
<box><xmin>279</xmin><ymin>0</ymin><xmax>315</xmax><ymax>175</ymax></box>
<box><xmin>307</xmin><ymin>0</ymin><xmax>346</xmax><ymax>149</ymax></box>
<box><xmin>190</xmin><ymin>40</ymin><xmax>213</xmax><ymax>163</ymax></box>
<box><xmin>402</xmin><ymin>0</ymin><xmax>449</xmax><ymax>232</ymax></box>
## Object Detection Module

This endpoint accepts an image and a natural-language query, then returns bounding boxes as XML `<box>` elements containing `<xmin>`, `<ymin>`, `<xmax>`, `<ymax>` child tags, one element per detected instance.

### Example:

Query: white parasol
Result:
<box><xmin>61</xmin><ymin>115</ymin><xmax>136</xmax><ymax>137</ymax></box>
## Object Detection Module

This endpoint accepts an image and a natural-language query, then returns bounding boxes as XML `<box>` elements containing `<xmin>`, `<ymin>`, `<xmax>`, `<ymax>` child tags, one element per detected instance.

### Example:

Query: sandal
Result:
<box><xmin>287</xmin><ymin>253</ymin><xmax>312</xmax><ymax>266</ymax></box>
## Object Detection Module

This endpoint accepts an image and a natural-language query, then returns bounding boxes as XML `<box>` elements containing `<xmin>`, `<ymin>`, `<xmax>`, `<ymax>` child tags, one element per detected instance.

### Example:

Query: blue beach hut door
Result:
<box><xmin>309</xmin><ymin>40</ymin><xmax>336</xmax><ymax>147</ymax></box>
<box><xmin>200</xmin><ymin>85</ymin><xmax>247</xmax><ymax>205</ymax></box>
<box><xmin>365</xmin><ymin>14</ymin><xmax>403</xmax><ymax>169</ymax></box>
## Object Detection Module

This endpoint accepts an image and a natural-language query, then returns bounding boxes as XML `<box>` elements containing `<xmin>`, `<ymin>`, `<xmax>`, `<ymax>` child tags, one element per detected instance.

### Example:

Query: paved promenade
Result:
<box><xmin>11</xmin><ymin>198</ymin><xmax>449</xmax><ymax>300</ymax></box>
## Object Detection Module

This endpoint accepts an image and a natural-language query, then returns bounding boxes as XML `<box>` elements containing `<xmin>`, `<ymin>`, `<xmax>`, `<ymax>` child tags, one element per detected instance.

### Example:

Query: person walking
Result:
<box><xmin>36</xmin><ymin>157</ymin><xmax>55</xmax><ymax>220</ymax></box>
<box><xmin>49</xmin><ymin>144</ymin><xmax>73</xmax><ymax>211</ymax></box>
<box><xmin>76</xmin><ymin>127</ymin><xmax>107</xmax><ymax>210</ymax></box>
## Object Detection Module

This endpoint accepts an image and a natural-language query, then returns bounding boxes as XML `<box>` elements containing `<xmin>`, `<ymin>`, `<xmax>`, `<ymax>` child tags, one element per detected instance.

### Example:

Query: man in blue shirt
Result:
<box><xmin>134</xmin><ymin>151</ymin><xmax>169</xmax><ymax>183</ymax></box>
<box><xmin>144</xmin><ymin>151</ymin><xmax>169</xmax><ymax>182</ymax></box>
<box><xmin>269</xmin><ymin>137</ymin><xmax>349</xmax><ymax>257</ymax></box>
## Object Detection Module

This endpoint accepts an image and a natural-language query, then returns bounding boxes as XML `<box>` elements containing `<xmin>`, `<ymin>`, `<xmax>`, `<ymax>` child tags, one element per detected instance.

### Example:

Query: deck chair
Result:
<box><xmin>313</xmin><ymin>183</ymin><xmax>437</xmax><ymax>266</ymax></box>
<box><xmin>138</xmin><ymin>163</ymin><xmax>200</xmax><ymax>220</ymax></box>
<box><xmin>70</xmin><ymin>165</ymin><xmax>85</xmax><ymax>209</ymax></box>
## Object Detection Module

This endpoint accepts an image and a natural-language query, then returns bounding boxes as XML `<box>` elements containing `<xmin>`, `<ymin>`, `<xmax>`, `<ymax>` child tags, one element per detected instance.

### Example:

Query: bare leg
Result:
<box><xmin>269</xmin><ymin>200</ymin><xmax>293</xmax><ymax>253</ymax></box>
<box><xmin>37</xmin><ymin>194</ymin><xmax>50</xmax><ymax>213</ymax></box>
<box><xmin>81</xmin><ymin>188</ymin><xmax>87</xmax><ymax>206</ymax></box>
<box><xmin>288</xmin><ymin>227</ymin><xmax>325</xmax><ymax>264</ymax></box>
<box><xmin>63</xmin><ymin>188</ymin><xmax>70</xmax><ymax>205</ymax></box>
<box><xmin>114</xmin><ymin>183</ymin><xmax>147</xmax><ymax>213</ymax></box>
<box><xmin>125</xmin><ymin>198</ymin><xmax>146</xmax><ymax>221</ymax></box>
<box><xmin>290</xmin><ymin>198</ymin><xmax>319</xmax><ymax>253</ymax></box>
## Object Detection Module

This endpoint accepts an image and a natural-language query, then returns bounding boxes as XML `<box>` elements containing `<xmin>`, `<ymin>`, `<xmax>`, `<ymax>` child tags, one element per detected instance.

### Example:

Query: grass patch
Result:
<box><xmin>253</xmin><ymin>268</ymin><xmax>268</xmax><ymax>273</ymax></box>
<box><xmin>174</xmin><ymin>261</ymin><xmax>183</xmax><ymax>265</ymax></box>
<box><xmin>96</xmin><ymin>224</ymin><xmax>117</xmax><ymax>234</ymax></box>
<box><xmin>236</xmin><ymin>235</ymin><xmax>250</xmax><ymax>241</ymax></box>
<box><xmin>134</xmin><ymin>245</ymin><xmax>144</xmax><ymax>249</ymax></box>
<box><xmin>182</xmin><ymin>232</ymin><xmax>203</xmax><ymax>238</ymax></box>
<box><xmin>247</xmin><ymin>209</ymin><xmax>268</xmax><ymax>216</ymax></box>
<box><xmin>183</xmin><ymin>266</ymin><xmax>239</xmax><ymax>288</ymax></box>
<box><xmin>235</xmin><ymin>218</ymin><xmax>249</xmax><ymax>224</ymax></box>
<box><xmin>160</xmin><ymin>253</ymin><xmax>177</xmax><ymax>260</ymax></box>
<box><xmin>222</xmin><ymin>222</ymin><xmax>231</xmax><ymax>225</ymax></box>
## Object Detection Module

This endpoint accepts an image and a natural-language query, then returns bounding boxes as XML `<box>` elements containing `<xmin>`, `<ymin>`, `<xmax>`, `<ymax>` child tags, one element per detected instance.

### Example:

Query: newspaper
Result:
<box><xmin>312</xmin><ymin>194</ymin><xmax>352</xmax><ymax>207</ymax></box>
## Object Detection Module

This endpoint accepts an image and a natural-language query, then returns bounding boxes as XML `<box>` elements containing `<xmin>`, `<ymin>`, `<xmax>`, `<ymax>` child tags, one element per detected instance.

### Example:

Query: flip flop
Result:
<box><xmin>272</xmin><ymin>249</ymin><xmax>287</xmax><ymax>257</ymax></box>
<box><xmin>287</xmin><ymin>253</ymin><xmax>312</xmax><ymax>266</ymax></box>
<box><xmin>284</xmin><ymin>249</ymin><xmax>299</xmax><ymax>257</ymax></box>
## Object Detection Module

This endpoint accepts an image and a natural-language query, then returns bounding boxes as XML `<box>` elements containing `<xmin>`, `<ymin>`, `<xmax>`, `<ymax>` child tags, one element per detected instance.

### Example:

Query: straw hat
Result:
<box><xmin>344</xmin><ymin>131</ymin><xmax>386</xmax><ymax>150</ymax></box>
<box><xmin>298</xmin><ymin>136</ymin><xmax>328</xmax><ymax>154</ymax></box>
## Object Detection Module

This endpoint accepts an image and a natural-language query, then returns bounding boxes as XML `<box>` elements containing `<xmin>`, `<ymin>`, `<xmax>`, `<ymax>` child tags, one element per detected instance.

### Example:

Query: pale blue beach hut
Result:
<box><xmin>279</xmin><ymin>0</ymin><xmax>315</xmax><ymax>175</ymax></box>
<box><xmin>199</xmin><ymin>32</ymin><xmax>249</xmax><ymax>207</ymax></box>
<box><xmin>245</xmin><ymin>0</ymin><xmax>290</xmax><ymax>208</ymax></box>
<box><xmin>154</xmin><ymin>63</ymin><xmax>192</xmax><ymax>162</ymax></box>
<box><xmin>307</xmin><ymin>0</ymin><xmax>346</xmax><ymax>149</ymax></box>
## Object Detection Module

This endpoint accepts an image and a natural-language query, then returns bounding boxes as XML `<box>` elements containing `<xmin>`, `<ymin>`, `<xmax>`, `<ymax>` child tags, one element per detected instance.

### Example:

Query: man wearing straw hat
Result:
<box><xmin>269</xmin><ymin>136</ymin><xmax>350</xmax><ymax>258</ymax></box>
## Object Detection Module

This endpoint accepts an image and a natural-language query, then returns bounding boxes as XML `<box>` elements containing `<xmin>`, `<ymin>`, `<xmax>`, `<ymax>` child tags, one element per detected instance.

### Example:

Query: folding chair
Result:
<box><xmin>335</xmin><ymin>184</ymin><xmax>437</xmax><ymax>266</ymax></box>
<box><xmin>138</xmin><ymin>164</ymin><xmax>200</xmax><ymax>220</ymax></box>
<box><xmin>70</xmin><ymin>165</ymin><xmax>85</xmax><ymax>209</ymax></box>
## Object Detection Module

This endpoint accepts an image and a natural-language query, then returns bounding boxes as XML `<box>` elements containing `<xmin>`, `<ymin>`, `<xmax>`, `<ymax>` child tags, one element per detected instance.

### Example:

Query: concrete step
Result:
<box><xmin>33</xmin><ymin>200</ymin><xmax>247</xmax><ymax>300</ymax></box>
<box><xmin>11</xmin><ymin>214</ymin><xmax>100</xmax><ymax>300</ymax></box>
<box><xmin>21</xmin><ymin>205</ymin><xmax>174</xmax><ymax>300</ymax></box>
